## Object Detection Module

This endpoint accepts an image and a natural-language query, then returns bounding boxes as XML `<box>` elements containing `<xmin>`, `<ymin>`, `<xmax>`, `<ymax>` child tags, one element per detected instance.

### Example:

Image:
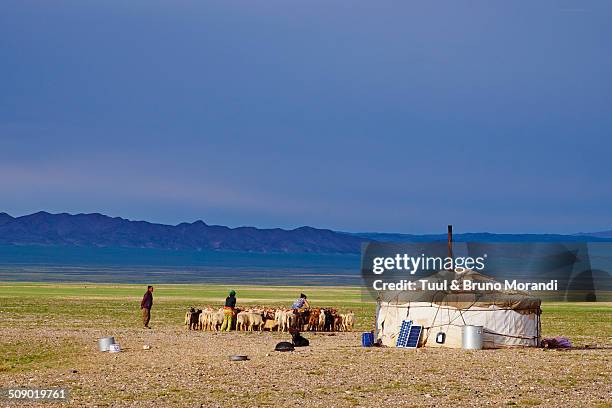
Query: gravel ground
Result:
<box><xmin>1</xmin><ymin>326</ymin><xmax>610</xmax><ymax>408</ymax></box>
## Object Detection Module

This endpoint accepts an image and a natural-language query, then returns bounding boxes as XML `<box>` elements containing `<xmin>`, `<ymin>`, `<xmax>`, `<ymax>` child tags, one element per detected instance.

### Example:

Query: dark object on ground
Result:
<box><xmin>275</xmin><ymin>341</ymin><xmax>295</xmax><ymax>352</ymax></box>
<box><xmin>289</xmin><ymin>328</ymin><xmax>309</xmax><ymax>347</ymax></box>
<box><xmin>541</xmin><ymin>337</ymin><xmax>572</xmax><ymax>349</ymax></box>
<box><xmin>229</xmin><ymin>355</ymin><xmax>249</xmax><ymax>361</ymax></box>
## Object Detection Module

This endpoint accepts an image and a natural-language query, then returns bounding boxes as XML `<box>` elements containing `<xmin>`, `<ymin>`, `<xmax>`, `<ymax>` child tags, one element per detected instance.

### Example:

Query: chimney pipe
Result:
<box><xmin>447</xmin><ymin>225</ymin><xmax>453</xmax><ymax>261</ymax></box>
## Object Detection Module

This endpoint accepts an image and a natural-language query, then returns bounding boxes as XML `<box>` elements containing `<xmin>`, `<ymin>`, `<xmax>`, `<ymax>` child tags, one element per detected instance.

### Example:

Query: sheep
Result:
<box><xmin>185</xmin><ymin>305</ymin><xmax>350</xmax><ymax>332</ymax></box>
<box><xmin>198</xmin><ymin>308</ymin><xmax>217</xmax><ymax>331</ymax></box>
<box><xmin>201</xmin><ymin>308</ymin><xmax>223</xmax><ymax>331</ymax></box>
<box><xmin>209</xmin><ymin>309</ymin><xmax>224</xmax><ymax>331</ymax></box>
<box><xmin>236</xmin><ymin>311</ymin><xmax>250</xmax><ymax>331</ymax></box>
<box><xmin>263</xmin><ymin>318</ymin><xmax>278</xmax><ymax>331</ymax></box>
<box><xmin>247</xmin><ymin>312</ymin><xmax>264</xmax><ymax>331</ymax></box>
<box><xmin>198</xmin><ymin>309</ymin><xmax>210</xmax><ymax>331</ymax></box>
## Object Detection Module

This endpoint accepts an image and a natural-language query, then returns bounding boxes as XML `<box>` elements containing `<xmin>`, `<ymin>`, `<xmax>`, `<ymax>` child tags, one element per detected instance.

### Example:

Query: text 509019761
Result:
<box><xmin>1</xmin><ymin>388</ymin><xmax>69</xmax><ymax>401</ymax></box>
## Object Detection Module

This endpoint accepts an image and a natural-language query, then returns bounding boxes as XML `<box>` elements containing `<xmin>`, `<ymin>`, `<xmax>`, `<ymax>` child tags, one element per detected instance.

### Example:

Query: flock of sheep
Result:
<box><xmin>184</xmin><ymin>307</ymin><xmax>355</xmax><ymax>332</ymax></box>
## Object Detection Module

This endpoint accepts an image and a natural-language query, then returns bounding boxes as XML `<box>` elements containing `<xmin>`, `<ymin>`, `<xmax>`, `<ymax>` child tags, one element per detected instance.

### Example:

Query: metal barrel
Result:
<box><xmin>98</xmin><ymin>336</ymin><xmax>115</xmax><ymax>352</ymax></box>
<box><xmin>462</xmin><ymin>326</ymin><xmax>483</xmax><ymax>350</ymax></box>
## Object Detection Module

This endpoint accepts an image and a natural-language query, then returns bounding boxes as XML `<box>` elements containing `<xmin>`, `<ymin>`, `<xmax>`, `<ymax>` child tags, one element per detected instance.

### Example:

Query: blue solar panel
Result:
<box><xmin>396</xmin><ymin>320</ymin><xmax>412</xmax><ymax>348</ymax></box>
<box><xmin>405</xmin><ymin>325</ymin><xmax>422</xmax><ymax>348</ymax></box>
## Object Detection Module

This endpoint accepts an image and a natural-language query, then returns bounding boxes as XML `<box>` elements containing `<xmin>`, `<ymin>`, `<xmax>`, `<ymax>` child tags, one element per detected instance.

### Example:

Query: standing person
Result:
<box><xmin>220</xmin><ymin>290</ymin><xmax>237</xmax><ymax>332</ymax></box>
<box><xmin>291</xmin><ymin>293</ymin><xmax>310</xmax><ymax>310</ymax></box>
<box><xmin>140</xmin><ymin>285</ymin><xmax>154</xmax><ymax>329</ymax></box>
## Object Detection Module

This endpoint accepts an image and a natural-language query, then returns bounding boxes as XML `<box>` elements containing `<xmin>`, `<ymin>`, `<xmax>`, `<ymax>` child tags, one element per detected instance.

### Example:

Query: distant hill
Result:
<box><xmin>575</xmin><ymin>230</ymin><xmax>612</xmax><ymax>239</ymax></box>
<box><xmin>1</xmin><ymin>211</ymin><xmax>610</xmax><ymax>255</ymax></box>
<box><xmin>0</xmin><ymin>212</ymin><xmax>364</xmax><ymax>254</ymax></box>
<box><xmin>350</xmin><ymin>231</ymin><xmax>612</xmax><ymax>243</ymax></box>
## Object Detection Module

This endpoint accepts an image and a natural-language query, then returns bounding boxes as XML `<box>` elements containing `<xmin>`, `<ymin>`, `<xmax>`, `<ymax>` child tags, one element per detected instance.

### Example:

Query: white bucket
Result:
<box><xmin>98</xmin><ymin>336</ymin><xmax>115</xmax><ymax>352</ymax></box>
<box><xmin>108</xmin><ymin>343</ymin><xmax>121</xmax><ymax>353</ymax></box>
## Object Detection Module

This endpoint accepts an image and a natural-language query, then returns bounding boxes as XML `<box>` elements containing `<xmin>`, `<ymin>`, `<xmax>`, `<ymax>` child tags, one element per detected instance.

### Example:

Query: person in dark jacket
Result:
<box><xmin>220</xmin><ymin>290</ymin><xmax>237</xmax><ymax>331</ymax></box>
<box><xmin>140</xmin><ymin>285</ymin><xmax>154</xmax><ymax>328</ymax></box>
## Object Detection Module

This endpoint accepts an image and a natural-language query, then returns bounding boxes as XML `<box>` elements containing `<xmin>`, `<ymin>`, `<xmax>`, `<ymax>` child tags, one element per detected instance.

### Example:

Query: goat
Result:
<box><xmin>334</xmin><ymin>315</ymin><xmax>343</xmax><ymax>332</ymax></box>
<box><xmin>318</xmin><ymin>308</ymin><xmax>326</xmax><ymax>331</ymax></box>
<box><xmin>285</xmin><ymin>310</ymin><xmax>296</xmax><ymax>331</ymax></box>
<box><xmin>295</xmin><ymin>309</ymin><xmax>310</xmax><ymax>331</ymax></box>
<box><xmin>274</xmin><ymin>309</ymin><xmax>287</xmax><ymax>332</ymax></box>
<box><xmin>185</xmin><ymin>305</ymin><xmax>350</xmax><ymax>332</ymax></box>
<box><xmin>188</xmin><ymin>308</ymin><xmax>202</xmax><ymax>330</ymax></box>
<box><xmin>307</xmin><ymin>308</ymin><xmax>320</xmax><ymax>331</ymax></box>
<box><xmin>341</xmin><ymin>311</ymin><xmax>355</xmax><ymax>331</ymax></box>
<box><xmin>275</xmin><ymin>309</ymin><xmax>295</xmax><ymax>332</ymax></box>
<box><xmin>323</xmin><ymin>309</ymin><xmax>334</xmax><ymax>331</ymax></box>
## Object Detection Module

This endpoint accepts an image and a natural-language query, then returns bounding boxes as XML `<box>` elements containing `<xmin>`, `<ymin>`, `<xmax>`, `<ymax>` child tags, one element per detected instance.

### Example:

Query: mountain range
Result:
<box><xmin>0</xmin><ymin>211</ymin><xmax>611</xmax><ymax>254</ymax></box>
<box><xmin>0</xmin><ymin>211</ymin><xmax>362</xmax><ymax>254</ymax></box>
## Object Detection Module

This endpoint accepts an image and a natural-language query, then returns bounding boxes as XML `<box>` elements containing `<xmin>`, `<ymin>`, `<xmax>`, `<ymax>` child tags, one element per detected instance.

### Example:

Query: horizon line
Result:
<box><xmin>2</xmin><ymin>210</ymin><xmax>610</xmax><ymax>236</ymax></box>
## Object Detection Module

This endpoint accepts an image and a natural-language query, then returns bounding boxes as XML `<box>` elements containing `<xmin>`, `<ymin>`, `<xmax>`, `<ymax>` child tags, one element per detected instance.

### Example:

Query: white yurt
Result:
<box><xmin>375</xmin><ymin>269</ymin><xmax>542</xmax><ymax>348</ymax></box>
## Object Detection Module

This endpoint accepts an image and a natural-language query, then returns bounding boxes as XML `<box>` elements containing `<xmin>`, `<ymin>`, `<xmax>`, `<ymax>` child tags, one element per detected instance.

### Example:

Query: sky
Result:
<box><xmin>1</xmin><ymin>1</ymin><xmax>611</xmax><ymax>234</ymax></box>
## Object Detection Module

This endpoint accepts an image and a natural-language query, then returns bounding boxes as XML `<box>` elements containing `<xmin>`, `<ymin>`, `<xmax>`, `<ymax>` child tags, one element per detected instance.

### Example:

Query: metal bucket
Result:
<box><xmin>462</xmin><ymin>326</ymin><xmax>483</xmax><ymax>350</ymax></box>
<box><xmin>98</xmin><ymin>336</ymin><xmax>115</xmax><ymax>352</ymax></box>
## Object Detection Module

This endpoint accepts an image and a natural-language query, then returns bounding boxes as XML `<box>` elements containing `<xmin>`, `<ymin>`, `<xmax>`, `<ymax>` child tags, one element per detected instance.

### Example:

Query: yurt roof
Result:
<box><xmin>376</xmin><ymin>269</ymin><xmax>541</xmax><ymax>311</ymax></box>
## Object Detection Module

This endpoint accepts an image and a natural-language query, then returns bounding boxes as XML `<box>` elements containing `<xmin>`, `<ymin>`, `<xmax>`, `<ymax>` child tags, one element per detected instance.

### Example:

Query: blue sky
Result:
<box><xmin>1</xmin><ymin>1</ymin><xmax>611</xmax><ymax>234</ymax></box>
